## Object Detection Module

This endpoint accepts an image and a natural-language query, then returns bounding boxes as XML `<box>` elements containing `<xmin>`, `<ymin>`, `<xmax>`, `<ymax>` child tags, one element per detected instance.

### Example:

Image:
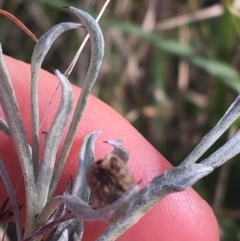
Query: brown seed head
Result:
<box><xmin>86</xmin><ymin>153</ymin><xmax>135</xmax><ymax>205</ymax></box>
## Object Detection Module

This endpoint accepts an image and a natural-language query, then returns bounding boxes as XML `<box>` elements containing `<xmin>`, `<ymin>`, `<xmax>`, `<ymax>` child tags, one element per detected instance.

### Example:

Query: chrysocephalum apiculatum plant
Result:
<box><xmin>1</xmin><ymin>5</ymin><xmax>240</xmax><ymax>241</ymax></box>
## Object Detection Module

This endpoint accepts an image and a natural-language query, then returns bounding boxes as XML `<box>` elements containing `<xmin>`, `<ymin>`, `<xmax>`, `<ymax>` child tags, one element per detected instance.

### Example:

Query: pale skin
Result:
<box><xmin>0</xmin><ymin>55</ymin><xmax>219</xmax><ymax>241</ymax></box>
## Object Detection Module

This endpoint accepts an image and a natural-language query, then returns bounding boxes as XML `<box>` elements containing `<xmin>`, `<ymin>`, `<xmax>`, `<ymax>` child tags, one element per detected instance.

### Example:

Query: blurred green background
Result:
<box><xmin>1</xmin><ymin>0</ymin><xmax>240</xmax><ymax>240</ymax></box>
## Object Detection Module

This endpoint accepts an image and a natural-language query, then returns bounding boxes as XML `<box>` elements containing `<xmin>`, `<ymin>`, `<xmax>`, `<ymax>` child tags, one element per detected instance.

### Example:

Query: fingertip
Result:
<box><xmin>2</xmin><ymin>55</ymin><xmax>219</xmax><ymax>241</ymax></box>
<box><xmin>134</xmin><ymin>189</ymin><xmax>219</xmax><ymax>241</ymax></box>
<box><xmin>83</xmin><ymin>189</ymin><xmax>219</xmax><ymax>241</ymax></box>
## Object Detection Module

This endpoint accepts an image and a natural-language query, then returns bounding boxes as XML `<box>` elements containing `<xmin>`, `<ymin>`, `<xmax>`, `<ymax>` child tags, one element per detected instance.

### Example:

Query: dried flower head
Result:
<box><xmin>86</xmin><ymin>153</ymin><xmax>136</xmax><ymax>205</ymax></box>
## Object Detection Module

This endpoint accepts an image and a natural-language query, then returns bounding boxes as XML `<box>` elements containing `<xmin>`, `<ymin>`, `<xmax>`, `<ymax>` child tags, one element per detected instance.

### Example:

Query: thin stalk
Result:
<box><xmin>64</xmin><ymin>0</ymin><xmax>111</xmax><ymax>77</ymax></box>
<box><xmin>40</xmin><ymin>0</ymin><xmax>111</xmax><ymax>129</ymax></box>
<box><xmin>0</xmin><ymin>9</ymin><xmax>38</xmax><ymax>42</ymax></box>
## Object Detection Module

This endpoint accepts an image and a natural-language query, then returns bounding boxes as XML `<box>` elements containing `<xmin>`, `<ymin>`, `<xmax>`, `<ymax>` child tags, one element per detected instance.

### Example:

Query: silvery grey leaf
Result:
<box><xmin>37</xmin><ymin>69</ymin><xmax>73</xmax><ymax>212</ymax></box>
<box><xmin>51</xmin><ymin>178</ymin><xmax>81</xmax><ymax>241</ymax></box>
<box><xmin>0</xmin><ymin>118</ymin><xmax>33</xmax><ymax>156</ymax></box>
<box><xmin>62</xmin><ymin>184</ymin><xmax>139</xmax><ymax>222</ymax></box>
<box><xmin>97</xmin><ymin>164</ymin><xmax>213</xmax><ymax>241</ymax></box>
<box><xmin>50</xmin><ymin>7</ymin><xmax>104</xmax><ymax>199</ymax></box>
<box><xmin>0</xmin><ymin>118</ymin><xmax>11</xmax><ymax>138</ymax></box>
<box><xmin>97</xmin><ymin>97</ymin><xmax>240</xmax><ymax>241</ymax></box>
<box><xmin>72</xmin><ymin>221</ymin><xmax>84</xmax><ymax>241</ymax></box>
<box><xmin>142</xmin><ymin>164</ymin><xmax>213</xmax><ymax>198</ymax></box>
<box><xmin>0</xmin><ymin>45</ymin><xmax>37</xmax><ymax>234</ymax></box>
<box><xmin>31</xmin><ymin>22</ymin><xmax>81</xmax><ymax>69</ymax></box>
<box><xmin>181</xmin><ymin>94</ymin><xmax>240</xmax><ymax>167</ymax></box>
<box><xmin>38</xmin><ymin>196</ymin><xmax>65</xmax><ymax>226</ymax></box>
<box><xmin>39</xmin><ymin>184</ymin><xmax>139</xmax><ymax>227</ymax></box>
<box><xmin>54</xmin><ymin>131</ymin><xmax>101</xmax><ymax>241</ymax></box>
<box><xmin>47</xmin><ymin>201</ymin><xmax>67</xmax><ymax>225</ymax></box>
<box><xmin>56</xmin><ymin>229</ymin><xmax>68</xmax><ymax>241</ymax></box>
<box><xmin>30</xmin><ymin>22</ymin><xmax>81</xmax><ymax>176</ymax></box>
<box><xmin>103</xmin><ymin>139</ymin><xmax>130</xmax><ymax>163</ymax></box>
<box><xmin>46</xmin><ymin>178</ymin><xmax>71</xmax><ymax>225</ymax></box>
<box><xmin>52</xmin><ymin>219</ymin><xmax>83</xmax><ymax>241</ymax></box>
<box><xmin>72</xmin><ymin>131</ymin><xmax>101</xmax><ymax>200</ymax></box>
<box><xmin>202</xmin><ymin>129</ymin><xmax>240</xmax><ymax>168</ymax></box>
<box><xmin>0</xmin><ymin>157</ymin><xmax>23</xmax><ymax>241</ymax></box>
<box><xmin>63</xmin><ymin>177</ymin><xmax>73</xmax><ymax>195</ymax></box>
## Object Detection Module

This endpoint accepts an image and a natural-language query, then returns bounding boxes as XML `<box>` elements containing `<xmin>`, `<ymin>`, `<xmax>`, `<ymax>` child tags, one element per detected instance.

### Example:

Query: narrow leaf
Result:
<box><xmin>50</xmin><ymin>7</ymin><xmax>104</xmax><ymax>198</ymax></box>
<box><xmin>72</xmin><ymin>131</ymin><xmax>100</xmax><ymax>199</ymax></box>
<box><xmin>0</xmin><ymin>45</ymin><xmax>37</xmax><ymax>235</ymax></box>
<box><xmin>202</xmin><ymin>129</ymin><xmax>240</xmax><ymax>168</ymax></box>
<box><xmin>57</xmin><ymin>229</ymin><xmax>68</xmax><ymax>241</ymax></box>
<box><xmin>39</xmin><ymin>184</ymin><xmax>139</xmax><ymax>226</ymax></box>
<box><xmin>0</xmin><ymin>118</ymin><xmax>11</xmax><ymax>138</ymax></box>
<box><xmin>180</xmin><ymin>94</ymin><xmax>240</xmax><ymax>167</ymax></box>
<box><xmin>52</xmin><ymin>131</ymin><xmax>100</xmax><ymax>240</ymax></box>
<box><xmin>37</xmin><ymin>69</ymin><xmax>73</xmax><ymax>212</ymax></box>
<box><xmin>62</xmin><ymin>184</ymin><xmax>139</xmax><ymax>222</ymax></box>
<box><xmin>103</xmin><ymin>139</ymin><xmax>130</xmax><ymax>163</ymax></box>
<box><xmin>97</xmin><ymin>164</ymin><xmax>212</xmax><ymax>241</ymax></box>
<box><xmin>31</xmin><ymin>22</ymin><xmax>81</xmax><ymax>176</ymax></box>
